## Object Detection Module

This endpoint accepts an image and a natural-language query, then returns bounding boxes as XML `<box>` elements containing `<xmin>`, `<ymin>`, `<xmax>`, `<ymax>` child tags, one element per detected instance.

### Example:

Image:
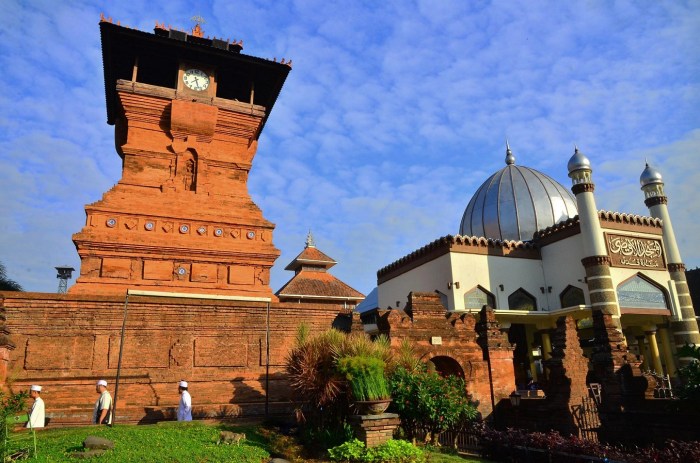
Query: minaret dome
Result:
<box><xmin>567</xmin><ymin>147</ymin><xmax>591</xmax><ymax>174</ymax></box>
<box><xmin>640</xmin><ymin>163</ymin><xmax>664</xmax><ymax>188</ymax></box>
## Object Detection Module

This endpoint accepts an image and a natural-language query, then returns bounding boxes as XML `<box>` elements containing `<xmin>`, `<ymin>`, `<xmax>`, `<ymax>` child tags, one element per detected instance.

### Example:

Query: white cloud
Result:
<box><xmin>1</xmin><ymin>0</ymin><xmax>699</xmax><ymax>295</ymax></box>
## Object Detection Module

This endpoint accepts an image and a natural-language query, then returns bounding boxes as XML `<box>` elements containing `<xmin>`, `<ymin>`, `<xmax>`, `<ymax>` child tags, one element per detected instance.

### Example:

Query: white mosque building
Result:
<box><xmin>374</xmin><ymin>145</ymin><xmax>700</xmax><ymax>385</ymax></box>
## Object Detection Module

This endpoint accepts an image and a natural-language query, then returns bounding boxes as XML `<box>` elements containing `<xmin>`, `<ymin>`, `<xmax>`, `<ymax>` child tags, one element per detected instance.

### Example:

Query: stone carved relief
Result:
<box><xmin>176</xmin><ymin>150</ymin><xmax>197</xmax><ymax>192</ymax></box>
<box><xmin>255</xmin><ymin>268</ymin><xmax>269</xmax><ymax>286</ymax></box>
<box><xmin>169</xmin><ymin>339</ymin><xmax>190</xmax><ymax>367</ymax></box>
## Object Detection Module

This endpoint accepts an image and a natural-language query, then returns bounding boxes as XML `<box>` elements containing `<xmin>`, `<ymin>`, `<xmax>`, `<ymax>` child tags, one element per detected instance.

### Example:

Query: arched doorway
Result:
<box><xmin>428</xmin><ymin>355</ymin><xmax>465</xmax><ymax>378</ymax></box>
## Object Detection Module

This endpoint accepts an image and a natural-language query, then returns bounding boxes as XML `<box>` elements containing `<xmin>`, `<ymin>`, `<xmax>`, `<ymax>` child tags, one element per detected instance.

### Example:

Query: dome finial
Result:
<box><xmin>640</xmin><ymin>161</ymin><xmax>663</xmax><ymax>187</ymax></box>
<box><xmin>567</xmin><ymin>145</ymin><xmax>590</xmax><ymax>173</ymax></box>
<box><xmin>505</xmin><ymin>139</ymin><xmax>515</xmax><ymax>165</ymax></box>
<box><xmin>305</xmin><ymin>229</ymin><xmax>316</xmax><ymax>248</ymax></box>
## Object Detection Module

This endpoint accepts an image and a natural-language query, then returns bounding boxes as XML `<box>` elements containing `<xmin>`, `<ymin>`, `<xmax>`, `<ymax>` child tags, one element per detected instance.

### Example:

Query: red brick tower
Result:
<box><xmin>70</xmin><ymin>17</ymin><xmax>291</xmax><ymax>298</ymax></box>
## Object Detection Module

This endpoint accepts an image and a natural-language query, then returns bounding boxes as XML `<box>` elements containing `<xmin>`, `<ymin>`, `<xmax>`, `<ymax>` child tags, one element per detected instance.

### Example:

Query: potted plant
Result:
<box><xmin>337</xmin><ymin>356</ymin><xmax>392</xmax><ymax>415</ymax></box>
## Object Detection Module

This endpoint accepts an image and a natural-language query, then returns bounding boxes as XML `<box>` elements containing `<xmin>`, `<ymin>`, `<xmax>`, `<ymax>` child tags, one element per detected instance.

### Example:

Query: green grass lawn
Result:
<box><xmin>8</xmin><ymin>421</ymin><xmax>269</xmax><ymax>462</ymax></box>
<box><xmin>6</xmin><ymin>422</ymin><xmax>491</xmax><ymax>462</ymax></box>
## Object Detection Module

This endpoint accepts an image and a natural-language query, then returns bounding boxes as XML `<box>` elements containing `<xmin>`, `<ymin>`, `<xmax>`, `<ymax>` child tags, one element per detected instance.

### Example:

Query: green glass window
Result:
<box><xmin>508</xmin><ymin>288</ymin><xmax>537</xmax><ymax>311</ymax></box>
<box><xmin>464</xmin><ymin>286</ymin><xmax>496</xmax><ymax>311</ymax></box>
<box><xmin>560</xmin><ymin>285</ymin><xmax>585</xmax><ymax>307</ymax></box>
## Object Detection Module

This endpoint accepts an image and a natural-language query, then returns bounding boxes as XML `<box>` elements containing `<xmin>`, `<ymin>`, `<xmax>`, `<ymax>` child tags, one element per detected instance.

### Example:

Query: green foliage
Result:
<box><xmin>286</xmin><ymin>328</ymin><xmax>348</xmax><ymax>408</ymax></box>
<box><xmin>328</xmin><ymin>438</ymin><xmax>366</xmax><ymax>461</ymax></box>
<box><xmin>286</xmin><ymin>329</ymin><xmax>393</xmax><ymax>414</ymax></box>
<box><xmin>390</xmin><ymin>339</ymin><xmax>423</xmax><ymax>375</ymax></box>
<box><xmin>300</xmin><ymin>421</ymin><xmax>355</xmax><ymax>451</ymax></box>
<box><xmin>337</xmin><ymin>356</ymin><xmax>391</xmax><ymax>401</ymax></box>
<box><xmin>4</xmin><ymin>422</ymin><xmax>269</xmax><ymax>462</ymax></box>
<box><xmin>365</xmin><ymin>439</ymin><xmax>425</xmax><ymax>462</ymax></box>
<box><xmin>0</xmin><ymin>390</ymin><xmax>28</xmax><ymax>458</ymax></box>
<box><xmin>390</xmin><ymin>366</ymin><xmax>478</xmax><ymax>443</ymax></box>
<box><xmin>328</xmin><ymin>438</ymin><xmax>425</xmax><ymax>463</ymax></box>
<box><xmin>676</xmin><ymin>344</ymin><xmax>700</xmax><ymax>407</ymax></box>
<box><xmin>295</xmin><ymin>322</ymin><xmax>310</xmax><ymax>347</ymax></box>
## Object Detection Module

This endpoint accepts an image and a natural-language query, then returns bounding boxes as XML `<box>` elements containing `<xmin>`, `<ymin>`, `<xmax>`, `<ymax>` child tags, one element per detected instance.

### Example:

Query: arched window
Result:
<box><xmin>617</xmin><ymin>275</ymin><xmax>667</xmax><ymax>310</ymax></box>
<box><xmin>464</xmin><ymin>286</ymin><xmax>496</xmax><ymax>311</ymax></box>
<box><xmin>508</xmin><ymin>288</ymin><xmax>537</xmax><ymax>311</ymax></box>
<box><xmin>560</xmin><ymin>285</ymin><xmax>585</xmax><ymax>308</ymax></box>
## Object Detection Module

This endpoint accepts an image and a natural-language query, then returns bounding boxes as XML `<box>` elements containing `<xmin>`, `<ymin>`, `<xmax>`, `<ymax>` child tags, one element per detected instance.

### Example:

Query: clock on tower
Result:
<box><xmin>70</xmin><ymin>16</ymin><xmax>291</xmax><ymax>299</ymax></box>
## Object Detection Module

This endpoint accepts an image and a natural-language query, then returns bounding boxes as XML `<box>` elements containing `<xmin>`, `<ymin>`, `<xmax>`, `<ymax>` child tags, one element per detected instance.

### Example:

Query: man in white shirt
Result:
<box><xmin>26</xmin><ymin>385</ymin><xmax>45</xmax><ymax>429</ymax></box>
<box><xmin>177</xmin><ymin>380</ymin><xmax>192</xmax><ymax>421</ymax></box>
<box><xmin>93</xmin><ymin>380</ymin><xmax>112</xmax><ymax>425</ymax></box>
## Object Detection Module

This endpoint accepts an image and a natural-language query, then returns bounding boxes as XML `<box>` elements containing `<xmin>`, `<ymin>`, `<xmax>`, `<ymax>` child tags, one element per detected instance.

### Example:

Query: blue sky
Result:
<box><xmin>1</xmin><ymin>0</ymin><xmax>699</xmax><ymax>296</ymax></box>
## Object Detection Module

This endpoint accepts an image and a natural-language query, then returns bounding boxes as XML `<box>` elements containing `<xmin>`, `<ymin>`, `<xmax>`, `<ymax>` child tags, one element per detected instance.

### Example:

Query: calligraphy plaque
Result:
<box><xmin>605</xmin><ymin>233</ymin><xmax>665</xmax><ymax>270</ymax></box>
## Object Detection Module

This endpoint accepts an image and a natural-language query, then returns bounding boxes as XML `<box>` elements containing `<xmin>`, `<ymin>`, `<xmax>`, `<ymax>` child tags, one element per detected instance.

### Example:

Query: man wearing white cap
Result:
<box><xmin>177</xmin><ymin>380</ymin><xmax>192</xmax><ymax>421</ymax></box>
<box><xmin>26</xmin><ymin>385</ymin><xmax>45</xmax><ymax>429</ymax></box>
<box><xmin>93</xmin><ymin>380</ymin><xmax>112</xmax><ymax>425</ymax></box>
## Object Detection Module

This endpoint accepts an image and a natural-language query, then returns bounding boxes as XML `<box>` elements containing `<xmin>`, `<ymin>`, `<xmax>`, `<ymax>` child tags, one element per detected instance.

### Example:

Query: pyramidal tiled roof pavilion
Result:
<box><xmin>276</xmin><ymin>231</ymin><xmax>364</xmax><ymax>306</ymax></box>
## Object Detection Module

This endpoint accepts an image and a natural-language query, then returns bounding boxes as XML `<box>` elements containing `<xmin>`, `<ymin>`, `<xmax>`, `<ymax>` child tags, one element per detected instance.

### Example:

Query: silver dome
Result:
<box><xmin>640</xmin><ymin>163</ymin><xmax>663</xmax><ymax>187</ymax></box>
<box><xmin>460</xmin><ymin>152</ymin><xmax>578</xmax><ymax>242</ymax></box>
<box><xmin>567</xmin><ymin>147</ymin><xmax>591</xmax><ymax>173</ymax></box>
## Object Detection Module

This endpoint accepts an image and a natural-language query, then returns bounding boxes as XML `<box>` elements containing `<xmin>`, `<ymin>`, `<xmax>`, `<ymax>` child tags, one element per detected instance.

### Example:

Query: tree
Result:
<box><xmin>676</xmin><ymin>344</ymin><xmax>700</xmax><ymax>410</ymax></box>
<box><xmin>0</xmin><ymin>262</ymin><xmax>22</xmax><ymax>291</ymax></box>
<box><xmin>390</xmin><ymin>365</ymin><xmax>478</xmax><ymax>445</ymax></box>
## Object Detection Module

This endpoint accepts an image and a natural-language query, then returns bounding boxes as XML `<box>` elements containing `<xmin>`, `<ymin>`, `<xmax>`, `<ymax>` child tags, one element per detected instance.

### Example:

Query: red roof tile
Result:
<box><xmin>284</xmin><ymin>246</ymin><xmax>337</xmax><ymax>271</ymax></box>
<box><xmin>276</xmin><ymin>271</ymin><xmax>364</xmax><ymax>300</ymax></box>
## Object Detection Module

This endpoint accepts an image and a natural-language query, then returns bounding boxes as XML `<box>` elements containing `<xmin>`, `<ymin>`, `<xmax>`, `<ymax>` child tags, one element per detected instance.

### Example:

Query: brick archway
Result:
<box><xmin>429</xmin><ymin>355</ymin><xmax>465</xmax><ymax>378</ymax></box>
<box><xmin>420</xmin><ymin>350</ymin><xmax>468</xmax><ymax>379</ymax></box>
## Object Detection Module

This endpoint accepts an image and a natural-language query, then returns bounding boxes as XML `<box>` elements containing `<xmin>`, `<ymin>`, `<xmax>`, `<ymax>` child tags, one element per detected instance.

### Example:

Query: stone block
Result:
<box><xmin>191</xmin><ymin>263</ymin><xmax>217</xmax><ymax>283</ymax></box>
<box><xmin>101</xmin><ymin>258</ymin><xmax>131</xmax><ymax>279</ymax></box>
<box><xmin>143</xmin><ymin>260</ymin><xmax>173</xmax><ymax>281</ymax></box>
<box><xmin>228</xmin><ymin>265</ymin><xmax>255</xmax><ymax>285</ymax></box>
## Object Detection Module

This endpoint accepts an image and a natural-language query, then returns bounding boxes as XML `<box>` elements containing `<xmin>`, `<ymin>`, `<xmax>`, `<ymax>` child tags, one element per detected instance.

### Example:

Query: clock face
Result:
<box><xmin>183</xmin><ymin>68</ymin><xmax>210</xmax><ymax>92</ymax></box>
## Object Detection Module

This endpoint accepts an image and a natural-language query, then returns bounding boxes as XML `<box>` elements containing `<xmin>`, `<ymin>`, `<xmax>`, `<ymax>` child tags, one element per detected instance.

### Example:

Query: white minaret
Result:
<box><xmin>640</xmin><ymin>163</ymin><xmax>700</xmax><ymax>349</ymax></box>
<box><xmin>567</xmin><ymin>148</ymin><xmax>621</xmax><ymax>321</ymax></box>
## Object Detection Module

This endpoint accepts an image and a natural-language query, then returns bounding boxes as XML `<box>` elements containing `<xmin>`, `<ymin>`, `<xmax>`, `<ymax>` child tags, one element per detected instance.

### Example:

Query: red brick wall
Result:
<box><xmin>374</xmin><ymin>292</ymin><xmax>515</xmax><ymax>418</ymax></box>
<box><xmin>0</xmin><ymin>291</ymin><xmax>346</xmax><ymax>425</ymax></box>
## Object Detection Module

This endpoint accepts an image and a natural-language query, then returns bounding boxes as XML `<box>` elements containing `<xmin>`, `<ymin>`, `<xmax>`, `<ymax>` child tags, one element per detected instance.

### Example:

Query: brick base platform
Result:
<box><xmin>348</xmin><ymin>413</ymin><xmax>400</xmax><ymax>447</ymax></box>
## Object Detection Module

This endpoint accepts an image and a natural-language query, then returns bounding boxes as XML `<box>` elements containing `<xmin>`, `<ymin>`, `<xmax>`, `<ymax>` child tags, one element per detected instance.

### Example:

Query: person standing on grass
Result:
<box><xmin>177</xmin><ymin>380</ymin><xmax>192</xmax><ymax>421</ymax></box>
<box><xmin>93</xmin><ymin>380</ymin><xmax>112</xmax><ymax>425</ymax></box>
<box><xmin>26</xmin><ymin>385</ymin><xmax>45</xmax><ymax>429</ymax></box>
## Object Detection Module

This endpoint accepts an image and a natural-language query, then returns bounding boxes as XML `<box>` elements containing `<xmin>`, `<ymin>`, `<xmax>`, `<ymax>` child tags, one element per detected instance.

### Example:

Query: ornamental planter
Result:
<box><xmin>353</xmin><ymin>398</ymin><xmax>392</xmax><ymax>415</ymax></box>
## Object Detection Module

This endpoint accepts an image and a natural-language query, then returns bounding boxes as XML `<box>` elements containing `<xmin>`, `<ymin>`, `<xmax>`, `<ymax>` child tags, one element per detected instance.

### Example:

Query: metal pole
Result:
<box><xmin>112</xmin><ymin>291</ymin><xmax>130</xmax><ymax>426</ymax></box>
<box><xmin>265</xmin><ymin>300</ymin><xmax>270</xmax><ymax>417</ymax></box>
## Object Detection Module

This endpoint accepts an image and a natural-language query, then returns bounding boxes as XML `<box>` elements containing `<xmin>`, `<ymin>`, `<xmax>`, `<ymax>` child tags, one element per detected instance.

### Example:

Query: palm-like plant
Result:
<box><xmin>286</xmin><ymin>328</ymin><xmax>394</xmax><ymax>408</ymax></box>
<box><xmin>286</xmin><ymin>327</ymin><xmax>347</xmax><ymax>408</ymax></box>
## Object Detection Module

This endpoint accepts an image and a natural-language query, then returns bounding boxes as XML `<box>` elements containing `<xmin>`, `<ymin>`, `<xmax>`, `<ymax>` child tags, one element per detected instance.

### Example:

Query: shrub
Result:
<box><xmin>328</xmin><ymin>438</ymin><xmax>366</xmax><ymax>462</ymax></box>
<box><xmin>286</xmin><ymin>328</ymin><xmax>393</xmax><ymax>410</ymax></box>
<box><xmin>475</xmin><ymin>424</ymin><xmax>700</xmax><ymax>463</ymax></box>
<box><xmin>0</xmin><ymin>390</ymin><xmax>27</xmax><ymax>458</ymax></box>
<box><xmin>286</xmin><ymin>327</ymin><xmax>393</xmax><ymax>449</ymax></box>
<box><xmin>286</xmin><ymin>327</ymin><xmax>347</xmax><ymax>409</ymax></box>
<box><xmin>337</xmin><ymin>356</ymin><xmax>391</xmax><ymax>401</ymax></box>
<box><xmin>365</xmin><ymin>439</ymin><xmax>425</xmax><ymax>462</ymax></box>
<box><xmin>390</xmin><ymin>366</ymin><xmax>478</xmax><ymax>444</ymax></box>
<box><xmin>676</xmin><ymin>344</ymin><xmax>700</xmax><ymax>409</ymax></box>
<box><xmin>328</xmin><ymin>438</ymin><xmax>425</xmax><ymax>463</ymax></box>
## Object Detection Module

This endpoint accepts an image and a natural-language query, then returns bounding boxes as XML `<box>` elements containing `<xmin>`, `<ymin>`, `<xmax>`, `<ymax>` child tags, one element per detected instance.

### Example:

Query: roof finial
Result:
<box><xmin>305</xmin><ymin>230</ymin><xmax>316</xmax><ymax>248</ymax></box>
<box><xmin>505</xmin><ymin>139</ymin><xmax>515</xmax><ymax>165</ymax></box>
<box><xmin>190</xmin><ymin>15</ymin><xmax>205</xmax><ymax>37</ymax></box>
